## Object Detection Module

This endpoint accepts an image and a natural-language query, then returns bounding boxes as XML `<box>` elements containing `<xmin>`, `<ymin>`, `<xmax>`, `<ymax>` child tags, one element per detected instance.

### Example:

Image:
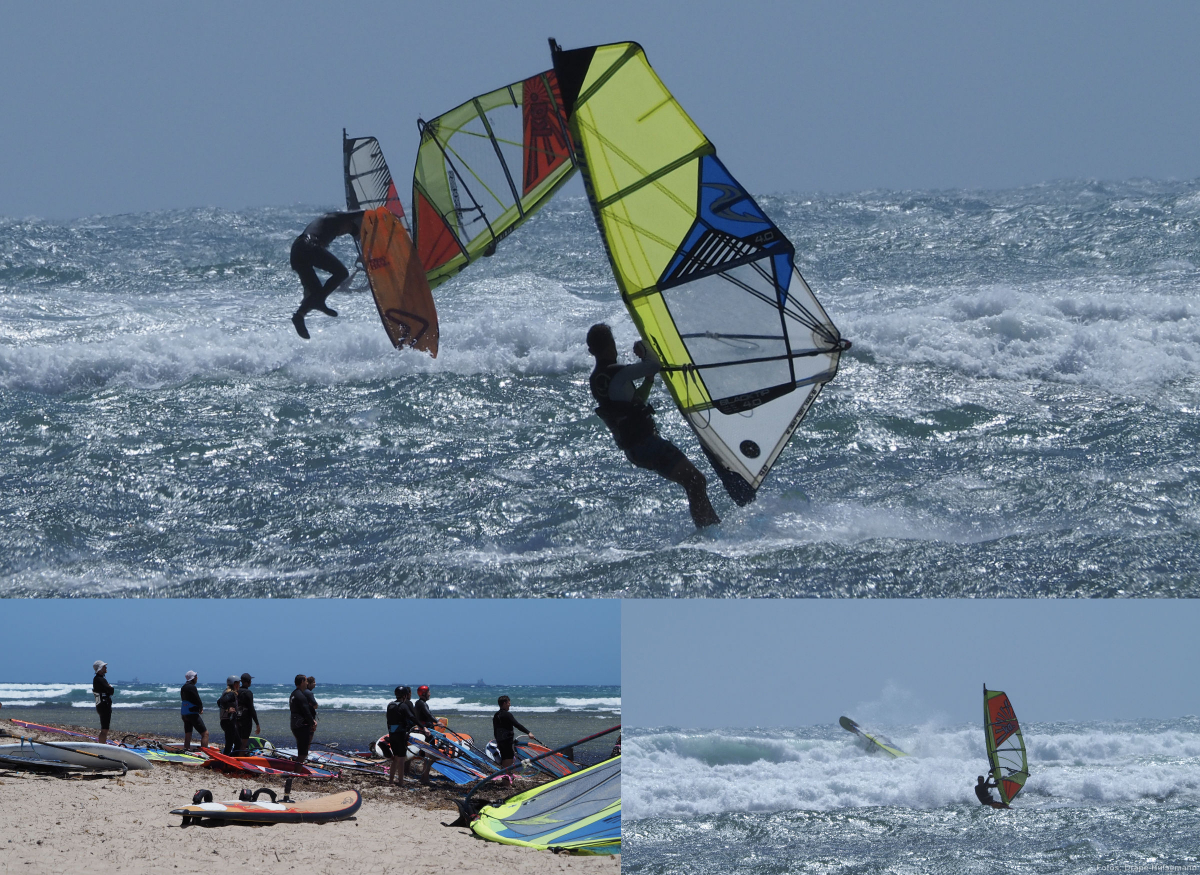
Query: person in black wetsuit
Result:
<box><xmin>975</xmin><ymin>775</ymin><xmax>1008</xmax><ymax>809</ymax></box>
<box><xmin>92</xmin><ymin>660</ymin><xmax>114</xmax><ymax>745</ymax></box>
<box><xmin>217</xmin><ymin>676</ymin><xmax>242</xmax><ymax>756</ymax></box>
<box><xmin>289</xmin><ymin>674</ymin><xmax>316</xmax><ymax>763</ymax></box>
<box><xmin>493</xmin><ymin>695</ymin><xmax>539</xmax><ymax>781</ymax></box>
<box><xmin>180</xmin><ymin>670</ymin><xmax>208</xmax><ymax>751</ymax></box>
<box><xmin>386</xmin><ymin>686</ymin><xmax>419</xmax><ymax>786</ymax></box>
<box><xmin>414</xmin><ymin>685</ymin><xmax>440</xmax><ymax>740</ymax></box>
<box><xmin>305</xmin><ymin>676</ymin><xmax>319</xmax><ymax>745</ymax></box>
<box><xmin>586</xmin><ymin>323</ymin><xmax>720</xmax><ymax>528</ymax></box>
<box><xmin>289</xmin><ymin>210</ymin><xmax>365</xmax><ymax>340</ymax></box>
<box><xmin>235</xmin><ymin>672</ymin><xmax>260</xmax><ymax>755</ymax></box>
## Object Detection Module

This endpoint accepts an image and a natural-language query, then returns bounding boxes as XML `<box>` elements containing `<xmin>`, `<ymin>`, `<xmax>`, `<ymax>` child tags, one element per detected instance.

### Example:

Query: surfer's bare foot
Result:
<box><xmin>292</xmin><ymin>311</ymin><xmax>310</xmax><ymax>339</ymax></box>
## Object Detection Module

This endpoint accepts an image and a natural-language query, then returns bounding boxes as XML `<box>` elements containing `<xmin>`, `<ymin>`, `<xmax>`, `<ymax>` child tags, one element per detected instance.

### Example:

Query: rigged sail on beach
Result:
<box><xmin>412</xmin><ymin>68</ymin><xmax>577</xmax><ymax>289</ymax></box>
<box><xmin>984</xmin><ymin>685</ymin><xmax>1029</xmax><ymax>805</ymax></box>
<box><xmin>471</xmin><ymin>755</ymin><xmax>621</xmax><ymax>854</ymax></box>
<box><xmin>550</xmin><ymin>40</ymin><xmax>849</xmax><ymax>504</ymax></box>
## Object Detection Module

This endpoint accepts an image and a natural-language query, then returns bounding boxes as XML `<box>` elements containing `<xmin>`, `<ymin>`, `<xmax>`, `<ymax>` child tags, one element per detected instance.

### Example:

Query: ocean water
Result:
<box><xmin>2</xmin><ymin>179</ymin><xmax>1199</xmax><ymax>596</ymax></box>
<box><xmin>0</xmin><ymin>680</ymin><xmax>619</xmax><ymax>715</ymax></box>
<box><xmin>623</xmin><ymin>721</ymin><xmax>1200</xmax><ymax>873</ymax></box>
<box><xmin>0</xmin><ymin>681</ymin><xmax>620</xmax><ymax>755</ymax></box>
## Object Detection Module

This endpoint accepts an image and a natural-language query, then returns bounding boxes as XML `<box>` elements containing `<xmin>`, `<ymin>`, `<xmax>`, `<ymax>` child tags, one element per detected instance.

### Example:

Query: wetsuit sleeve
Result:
<box><xmin>608</xmin><ymin>351</ymin><xmax>661</xmax><ymax>403</ymax></box>
<box><xmin>245</xmin><ymin>690</ymin><xmax>258</xmax><ymax>724</ymax></box>
<box><xmin>510</xmin><ymin>715</ymin><xmax>531</xmax><ymax>735</ymax></box>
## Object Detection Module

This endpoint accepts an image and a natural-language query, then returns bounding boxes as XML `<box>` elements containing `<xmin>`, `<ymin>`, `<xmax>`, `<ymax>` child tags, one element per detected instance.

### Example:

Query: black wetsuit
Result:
<box><xmin>217</xmin><ymin>690</ymin><xmax>241</xmax><ymax>756</ymax></box>
<box><xmin>493</xmin><ymin>709</ymin><xmax>530</xmax><ymax>761</ymax></box>
<box><xmin>93</xmin><ymin>674</ymin><xmax>114</xmax><ymax>730</ymax></box>
<box><xmin>304</xmin><ymin>687</ymin><xmax>318</xmax><ymax>742</ymax></box>
<box><xmin>590</xmin><ymin>359</ymin><xmax>685</xmax><ymax>476</ymax></box>
<box><xmin>289</xmin><ymin>687</ymin><xmax>316</xmax><ymax>761</ymax></box>
<box><xmin>415</xmin><ymin>698</ymin><xmax>437</xmax><ymax>733</ymax></box>
<box><xmin>180</xmin><ymin>682</ymin><xmax>205</xmax><ymax>734</ymax></box>
<box><xmin>290</xmin><ymin>211</ymin><xmax>364</xmax><ymax>308</ymax></box>
<box><xmin>590</xmin><ymin>361</ymin><xmax>658</xmax><ymax>450</ymax></box>
<box><xmin>237</xmin><ymin>686</ymin><xmax>258</xmax><ymax>751</ymax></box>
<box><xmin>975</xmin><ymin>780</ymin><xmax>999</xmax><ymax>805</ymax></box>
<box><xmin>386</xmin><ymin>700</ymin><xmax>419</xmax><ymax>756</ymax></box>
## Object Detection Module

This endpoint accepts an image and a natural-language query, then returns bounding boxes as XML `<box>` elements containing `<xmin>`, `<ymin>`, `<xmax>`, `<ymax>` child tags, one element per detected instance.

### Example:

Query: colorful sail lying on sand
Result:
<box><xmin>550</xmin><ymin>40</ymin><xmax>849</xmax><ymax>504</ymax></box>
<box><xmin>839</xmin><ymin>716</ymin><xmax>909</xmax><ymax>758</ymax></box>
<box><xmin>471</xmin><ymin>755</ymin><xmax>621</xmax><ymax>854</ymax></box>
<box><xmin>516</xmin><ymin>737</ymin><xmax>579</xmax><ymax>778</ymax></box>
<box><xmin>412</xmin><ymin>68</ymin><xmax>576</xmax><ymax>289</ymax></box>
<box><xmin>344</xmin><ymin>131</ymin><xmax>408</xmax><ymax>225</ymax></box>
<box><xmin>984</xmin><ymin>685</ymin><xmax>1029</xmax><ymax>805</ymax></box>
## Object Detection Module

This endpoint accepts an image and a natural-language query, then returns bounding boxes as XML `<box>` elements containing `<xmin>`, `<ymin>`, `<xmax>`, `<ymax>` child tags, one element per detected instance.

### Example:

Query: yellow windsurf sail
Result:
<box><xmin>551</xmin><ymin>40</ymin><xmax>849</xmax><ymax>504</ymax></box>
<box><xmin>471</xmin><ymin>755</ymin><xmax>620</xmax><ymax>854</ymax></box>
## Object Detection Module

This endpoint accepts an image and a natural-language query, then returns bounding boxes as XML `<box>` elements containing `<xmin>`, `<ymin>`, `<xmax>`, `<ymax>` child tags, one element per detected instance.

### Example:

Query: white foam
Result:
<box><xmin>0</xmin><ymin>683</ymin><xmax>90</xmax><ymax>700</ymax></box>
<box><xmin>556</xmin><ymin>697</ymin><xmax>622</xmax><ymax>710</ymax></box>
<box><xmin>625</xmin><ymin>722</ymin><xmax>1200</xmax><ymax>819</ymax></box>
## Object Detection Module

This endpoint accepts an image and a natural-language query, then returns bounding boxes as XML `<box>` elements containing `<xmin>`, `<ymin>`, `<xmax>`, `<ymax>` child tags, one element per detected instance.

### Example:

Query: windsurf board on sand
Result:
<box><xmin>171</xmin><ymin>789</ymin><xmax>362</xmax><ymax>825</ymax></box>
<box><xmin>0</xmin><ymin>741</ymin><xmax>152</xmax><ymax>770</ymax></box>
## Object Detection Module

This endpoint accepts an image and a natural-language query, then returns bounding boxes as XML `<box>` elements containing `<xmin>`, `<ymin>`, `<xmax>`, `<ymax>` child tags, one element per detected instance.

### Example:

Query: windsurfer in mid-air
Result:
<box><xmin>586</xmin><ymin>323</ymin><xmax>720</xmax><ymax>528</ymax></box>
<box><xmin>975</xmin><ymin>775</ymin><xmax>1009</xmax><ymax>809</ymax></box>
<box><xmin>289</xmin><ymin>210</ymin><xmax>364</xmax><ymax>339</ymax></box>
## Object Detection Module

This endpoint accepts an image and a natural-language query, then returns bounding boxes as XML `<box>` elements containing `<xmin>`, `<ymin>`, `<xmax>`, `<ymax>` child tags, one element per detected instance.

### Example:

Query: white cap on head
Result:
<box><xmin>185</xmin><ymin>670</ymin><xmax>198</xmax><ymax>682</ymax></box>
<box><xmin>93</xmin><ymin>660</ymin><xmax>107</xmax><ymax>673</ymax></box>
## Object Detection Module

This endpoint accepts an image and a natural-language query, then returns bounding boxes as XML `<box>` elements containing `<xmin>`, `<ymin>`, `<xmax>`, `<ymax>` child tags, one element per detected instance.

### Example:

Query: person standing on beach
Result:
<box><xmin>414</xmin><ymin>685</ymin><xmax>440</xmax><ymax>740</ymax></box>
<box><xmin>305</xmin><ymin>676</ymin><xmax>319</xmax><ymax>744</ymax></box>
<box><xmin>180</xmin><ymin>671</ymin><xmax>208</xmax><ymax>751</ymax></box>
<box><xmin>289</xmin><ymin>674</ymin><xmax>316</xmax><ymax>763</ymax></box>
<box><xmin>493</xmin><ymin>695</ymin><xmax>539</xmax><ymax>778</ymax></box>
<box><xmin>92</xmin><ymin>660</ymin><xmax>114</xmax><ymax>745</ymax></box>
<box><xmin>217</xmin><ymin>676</ymin><xmax>242</xmax><ymax>756</ymax></box>
<box><xmin>235</xmin><ymin>672</ymin><xmax>260</xmax><ymax>754</ymax></box>
<box><xmin>386</xmin><ymin>686</ymin><xmax>419</xmax><ymax>786</ymax></box>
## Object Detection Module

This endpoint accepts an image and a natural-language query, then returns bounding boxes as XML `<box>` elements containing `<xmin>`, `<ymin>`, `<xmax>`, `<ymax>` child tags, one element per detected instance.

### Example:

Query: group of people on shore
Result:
<box><xmin>89</xmin><ymin>662</ymin><xmax>546</xmax><ymax>786</ymax></box>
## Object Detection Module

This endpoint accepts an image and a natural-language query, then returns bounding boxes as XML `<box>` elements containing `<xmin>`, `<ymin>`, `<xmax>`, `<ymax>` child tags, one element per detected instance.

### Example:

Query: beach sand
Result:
<box><xmin>0</xmin><ymin>718</ymin><xmax>620</xmax><ymax>874</ymax></box>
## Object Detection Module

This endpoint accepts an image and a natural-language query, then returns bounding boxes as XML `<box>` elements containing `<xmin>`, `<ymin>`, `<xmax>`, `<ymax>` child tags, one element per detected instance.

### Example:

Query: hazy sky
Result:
<box><xmin>623</xmin><ymin>599</ymin><xmax>1200</xmax><ymax>727</ymax></box>
<box><xmin>3</xmin><ymin>1</ymin><xmax>1199</xmax><ymax>218</ymax></box>
<box><xmin>0</xmin><ymin>599</ymin><xmax>620</xmax><ymax>686</ymax></box>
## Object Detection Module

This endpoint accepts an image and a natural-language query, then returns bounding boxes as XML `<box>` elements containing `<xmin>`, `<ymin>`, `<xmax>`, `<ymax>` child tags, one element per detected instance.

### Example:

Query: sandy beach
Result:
<box><xmin>0</xmin><ymin>718</ymin><xmax>619</xmax><ymax>874</ymax></box>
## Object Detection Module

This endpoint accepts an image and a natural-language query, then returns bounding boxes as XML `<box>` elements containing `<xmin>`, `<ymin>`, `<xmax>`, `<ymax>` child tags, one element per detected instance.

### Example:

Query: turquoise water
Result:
<box><xmin>2</xmin><ymin>180</ymin><xmax>1199</xmax><ymax>596</ymax></box>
